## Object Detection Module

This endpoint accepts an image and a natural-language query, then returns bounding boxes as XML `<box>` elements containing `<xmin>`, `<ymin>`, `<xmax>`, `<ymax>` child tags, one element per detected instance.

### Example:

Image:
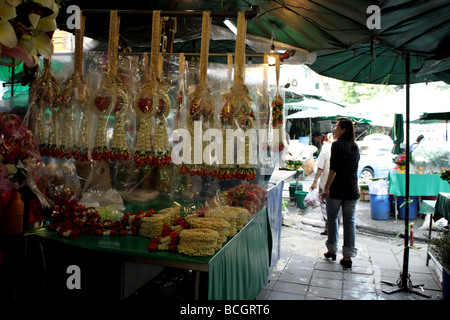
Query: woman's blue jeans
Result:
<box><xmin>325</xmin><ymin>197</ymin><xmax>358</xmax><ymax>258</ymax></box>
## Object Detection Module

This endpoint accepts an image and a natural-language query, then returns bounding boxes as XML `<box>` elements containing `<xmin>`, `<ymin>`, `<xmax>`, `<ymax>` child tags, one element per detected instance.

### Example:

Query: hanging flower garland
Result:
<box><xmin>152</xmin><ymin>56</ymin><xmax>172</xmax><ymax>167</ymax></box>
<box><xmin>90</xmin><ymin>11</ymin><xmax>129</xmax><ymax>162</ymax></box>
<box><xmin>271</xmin><ymin>55</ymin><xmax>284</xmax><ymax>152</ymax></box>
<box><xmin>260</xmin><ymin>54</ymin><xmax>271</xmax><ymax>152</ymax></box>
<box><xmin>134</xmin><ymin>11</ymin><xmax>171</xmax><ymax>168</ymax></box>
<box><xmin>109</xmin><ymin>96</ymin><xmax>131</xmax><ymax>162</ymax></box>
<box><xmin>217</xmin><ymin>12</ymin><xmax>256</xmax><ymax>182</ymax></box>
<box><xmin>109</xmin><ymin>53</ymin><xmax>131</xmax><ymax>163</ymax></box>
<box><xmin>182</xmin><ymin>12</ymin><xmax>216</xmax><ymax>178</ymax></box>
<box><xmin>133</xmin><ymin>71</ymin><xmax>156</xmax><ymax>167</ymax></box>
<box><xmin>57</xmin><ymin>16</ymin><xmax>89</xmax><ymax>161</ymax></box>
<box><xmin>28</xmin><ymin>57</ymin><xmax>60</xmax><ymax>157</ymax></box>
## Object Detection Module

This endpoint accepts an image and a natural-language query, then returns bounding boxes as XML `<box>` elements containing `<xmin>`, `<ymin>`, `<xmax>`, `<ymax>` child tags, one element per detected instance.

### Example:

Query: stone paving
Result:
<box><xmin>257</xmin><ymin>174</ymin><xmax>444</xmax><ymax>300</ymax></box>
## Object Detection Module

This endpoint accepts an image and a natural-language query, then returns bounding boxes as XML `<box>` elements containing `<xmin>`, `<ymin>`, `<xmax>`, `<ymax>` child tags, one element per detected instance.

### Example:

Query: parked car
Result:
<box><xmin>356</xmin><ymin>134</ymin><xmax>395</xmax><ymax>179</ymax></box>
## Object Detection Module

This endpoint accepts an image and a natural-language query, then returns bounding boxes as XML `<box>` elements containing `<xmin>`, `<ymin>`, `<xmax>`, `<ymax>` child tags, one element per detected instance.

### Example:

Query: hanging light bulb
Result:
<box><xmin>268</xmin><ymin>43</ymin><xmax>276</xmax><ymax>66</ymax></box>
<box><xmin>223</xmin><ymin>19</ymin><xmax>237</xmax><ymax>35</ymax></box>
<box><xmin>268</xmin><ymin>24</ymin><xmax>276</xmax><ymax>66</ymax></box>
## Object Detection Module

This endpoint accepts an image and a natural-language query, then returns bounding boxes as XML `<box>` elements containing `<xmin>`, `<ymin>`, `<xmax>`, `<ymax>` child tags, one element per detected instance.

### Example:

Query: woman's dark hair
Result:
<box><xmin>337</xmin><ymin>117</ymin><xmax>358</xmax><ymax>152</ymax></box>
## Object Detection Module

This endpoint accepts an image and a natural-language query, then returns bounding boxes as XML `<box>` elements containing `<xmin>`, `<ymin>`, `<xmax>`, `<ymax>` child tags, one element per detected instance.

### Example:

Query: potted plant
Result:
<box><xmin>441</xmin><ymin>169</ymin><xmax>450</xmax><ymax>187</ymax></box>
<box><xmin>285</xmin><ymin>157</ymin><xmax>294</xmax><ymax>169</ymax></box>
<box><xmin>293</xmin><ymin>159</ymin><xmax>304</xmax><ymax>170</ymax></box>
<box><xmin>393</xmin><ymin>151</ymin><xmax>406</xmax><ymax>173</ymax></box>
<box><xmin>431</xmin><ymin>231</ymin><xmax>450</xmax><ymax>300</ymax></box>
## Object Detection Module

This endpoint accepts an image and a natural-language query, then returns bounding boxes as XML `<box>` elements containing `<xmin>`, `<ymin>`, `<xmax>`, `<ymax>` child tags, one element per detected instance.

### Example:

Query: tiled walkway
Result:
<box><xmin>257</xmin><ymin>175</ymin><xmax>444</xmax><ymax>301</ymax></box>
<box><xmin>257</xmin><ymin>249</ymin><xmax>442</xmax><ymax>300</ymax></box>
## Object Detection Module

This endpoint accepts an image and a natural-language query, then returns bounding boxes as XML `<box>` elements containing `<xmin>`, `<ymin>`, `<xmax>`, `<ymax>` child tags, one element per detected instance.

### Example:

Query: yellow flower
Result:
<box><xmin>0</xmin><ymin>0</ymin><xmax>21</xmax><ymax>48</ymax></box>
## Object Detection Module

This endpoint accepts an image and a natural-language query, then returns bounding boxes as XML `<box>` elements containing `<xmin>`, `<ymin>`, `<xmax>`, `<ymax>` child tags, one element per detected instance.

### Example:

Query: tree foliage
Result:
<box><xmin>338</xmin><ymin>81</ymin><xmax>397</xmax><ymax>105</ymax></box>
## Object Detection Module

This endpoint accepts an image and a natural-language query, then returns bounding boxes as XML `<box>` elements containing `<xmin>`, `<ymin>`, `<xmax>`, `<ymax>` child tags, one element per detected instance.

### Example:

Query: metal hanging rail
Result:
<box><xmin>81</xmin><ymin>6</ymin><xmax>260</xmax><ymax>20</ymax></box>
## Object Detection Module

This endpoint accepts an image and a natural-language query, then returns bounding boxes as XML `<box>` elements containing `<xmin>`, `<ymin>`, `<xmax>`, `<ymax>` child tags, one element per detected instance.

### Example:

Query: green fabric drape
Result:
<box><xmin>36</xmin><ymin>206</ymin><xmax>271</xmax><ymax>300</ymax></box>
<box><xmin>208</xmin><ymin>207</ymin><xmax>270</xmax><ymax>300</ymax></box>
<box><xmin>387</xmin><ymin>172</ymin><xmax>450</xmax><ymax>197</ymax></box>
<box><xmin>392</xmin><ymin>113</ymin><xmax>404</xmax><ymax>154</ymax></box>
<box><xmin>436</xmin><ymin>193</ymin><xmax>450</xmax><ymax>221</ymax></box>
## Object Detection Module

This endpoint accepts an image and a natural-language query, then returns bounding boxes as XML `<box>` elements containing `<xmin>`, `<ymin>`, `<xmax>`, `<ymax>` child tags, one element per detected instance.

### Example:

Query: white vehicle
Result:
<box><xmin>357</xmin><ymin>134</ymin><xmax>395</xmax><ymax>179</ymax></box>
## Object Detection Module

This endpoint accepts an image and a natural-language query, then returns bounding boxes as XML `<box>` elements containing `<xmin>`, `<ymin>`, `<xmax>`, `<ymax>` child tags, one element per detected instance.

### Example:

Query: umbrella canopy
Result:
<box><xmin>55</xmin><ymin>0</ymin><xmax>378</xmax><ymax>64</ymax></box>
<box><xmin>419</xmin><ymin>112</ymin><xmax>450</xmax><ymax>121</ymax></box>
<box><xmin>308</xmin><ymin>43</ymin><xmax>442</xmax><ymax>85</ymax></box>
<box><xmin>286</xmin><ymin>100</ymin><xmax>371</xmax><ymax>124</ymax></box>
<box><xmin>308</xmin><ymin>0</ymin><xmax>450</xmax><ymax>84</ymax></box>
<box><xmin>346</xmin><ymin>85</ymin><xmax>450</xmax><ymax>126</ymax></box>
<box><xmin>414</xmin><ymin>58</ymin><xmax>450</xmax><ymax>84</ymax></box>
<box><xmin>372</xmin><ymin>0</ymin><xmax>450</xmax><ymax>58</ymax></box>
<box><xmin>287</xmin><ymin>108</ymin><xmax>343</xmax><ymax>119</ymax></box>
<box><xmin>285</xmin><ymin>96</ymin><xmax>347</xmax><ymax>111</ymax></box>
<box><xmin>392</xmin><ymin>113</ymin><xmax>404</xmax><ymax>154</ymax></box>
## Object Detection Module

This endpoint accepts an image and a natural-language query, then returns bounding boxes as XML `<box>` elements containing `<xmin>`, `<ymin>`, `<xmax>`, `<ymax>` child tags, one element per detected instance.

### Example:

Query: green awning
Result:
<box><xmin>308</xmin><ymin>43</ymin><xmax>441</xmax><ymax>85</ymax></box>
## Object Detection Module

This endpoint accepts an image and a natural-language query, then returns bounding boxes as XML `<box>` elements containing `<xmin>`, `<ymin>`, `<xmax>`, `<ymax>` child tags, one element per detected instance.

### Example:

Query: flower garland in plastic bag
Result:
<box><xmin>133</xmin><ymin>11</ymin><xmax>171</xmax><ymax>168</ymax></box>
<box><xmin>57</xmin><ymin>16</ymin><xmax>90</xmax><ymax>160</ymax></box>
<box><xmin>182</xmin><ymin>12</ymin><xmax>216</xmax><ymax>177</ymax></box>
<box><xmin>217</xmin><ymin>12</ymin><xmax>256</xmax><ymax>182</ymax></box>
<box><xmin>28</xmin><ymin>57</ymin><xmax>60</xmax><ymax>157</ymax></box>
<box><xmin>90</xmin><ymin>11</ymin><xmax>129</xmax><ymax>162</ymax></box>
<box><xmin>271</xmin><ymin>55</ymin><xmax>284</xmax><ymax>152</ymax></box>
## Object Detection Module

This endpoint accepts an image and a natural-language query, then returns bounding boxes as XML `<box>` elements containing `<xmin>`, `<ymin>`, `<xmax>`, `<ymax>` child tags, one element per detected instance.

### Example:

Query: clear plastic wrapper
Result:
<box><xmin>412</xmin><ymin>137</ymin><xmax>450</xmax><ymax>173</ymax></box>
<box><xmin>303</xmin><ymin>189</ymin><xmax>321</xmax><ymax>208</ymax></box>
<box><xmin>0</xmin><ymin>112</ymin><xmax>52</xmax><ymax>209</ymax></box>
<box><xmin>368</xmin><ymin>179</ymin><xmax>389</xmax><ymax>195</ymax></box>
<box><xmin>17</xmin><ymin>16</ymin><xmax>284</xmax><ymax>220</ymax></box>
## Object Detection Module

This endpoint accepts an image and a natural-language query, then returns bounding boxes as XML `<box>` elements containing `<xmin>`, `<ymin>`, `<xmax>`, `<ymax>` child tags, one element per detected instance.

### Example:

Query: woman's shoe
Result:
<box><xmin>324</xmin><ymin>252</ymin><xmax>336</xmax><ymax>261</ymax></box>
<box><xmin>340</xmin><ymin>258</ymin><xmax>352</xmax><ymax>268</ymax></box>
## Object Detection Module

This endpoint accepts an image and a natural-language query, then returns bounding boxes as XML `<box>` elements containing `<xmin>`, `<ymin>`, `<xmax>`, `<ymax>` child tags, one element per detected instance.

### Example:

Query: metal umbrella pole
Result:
<box><xmin>381</xmin><ymin>52</ymin><xmax>430</xmax><ymax>298</ymax></box>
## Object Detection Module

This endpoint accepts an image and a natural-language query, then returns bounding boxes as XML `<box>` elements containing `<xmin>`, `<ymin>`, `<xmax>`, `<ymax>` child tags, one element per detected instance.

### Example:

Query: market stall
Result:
<box><xmin>0</xmin><ymin>7</ymin><xmax>286</xmax><ymax>301</ymax></box>
<box><xmin>436</xmin><ymin>192</ymin><xmax>450</xmax><ymax>221</ymax></box>
<box><xmin>32</xmin><ymin>205</ymin><xmax>270</xmax><ymax>300</ymax></box>
<box><xmin>387</xmin><ymin>172</ymin><xmax>450</xmax><ymax>197</ymax></box>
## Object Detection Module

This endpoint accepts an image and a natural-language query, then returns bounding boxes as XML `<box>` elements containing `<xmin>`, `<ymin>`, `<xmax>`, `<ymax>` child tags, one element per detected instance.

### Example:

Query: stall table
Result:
<box><xmin>34</xmin><ymin>206</ymin><xmax>271</xmax><ymax>300</ymax></box>
<box><xmin>426</xmin><ymin>192</ymin><xmax>450</xmax><ymax>267</ymax></box>
<box><xmin>435</xmin><ymin>192</ymin><xmax>450</xmax><ymax>221</ymax></box>
<box><xmin>387</xmin><ymin>171</ymin><xmax>450</xmax><ymax>196</ymax></box>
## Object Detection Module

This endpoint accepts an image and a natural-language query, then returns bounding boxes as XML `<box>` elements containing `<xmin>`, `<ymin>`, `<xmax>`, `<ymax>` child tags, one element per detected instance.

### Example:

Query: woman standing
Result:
<box><xmin>321</xmin><ymin>118</ymin><xmax>360</xmax><ymax>268</ymax></box>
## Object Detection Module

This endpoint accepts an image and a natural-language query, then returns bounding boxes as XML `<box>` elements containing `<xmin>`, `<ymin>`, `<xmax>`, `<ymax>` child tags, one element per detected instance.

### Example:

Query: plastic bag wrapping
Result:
<box><xmin>172</xmin><ymin>57</ymin><xmax>225</xmax><ymax>206</ymax></box>
<box><xmin>78</xmin><ymin>188</ymin><xmax>125</xmax><ymax>221</ymax></box>
<box><xmin>303</xmin><ymin>189</ymin><xmax>321</xmax><ymax>208</ymax></box>
<box><xmin>0</xmin><ymin>111</ymin><xmax>52</xmax><ymax>209</ymax></box>
<box><xmin>412</xmin><ymin>137</ymin><xmax>450</xmax><ymax>173</ymax></box>
<box><xmin>44</xmin><ymin>158</ymin><xmax>81</xmax><ymax>205</ymax></box>
<box><xmin>21</xmin><ymin>51</ymin><xmax>280</xmax><ymax>216</ymax></box>
<box><xmin>216</xmin><ymin>183</ymin><xmax>268</xmax><ymax>216</ymax></box>
<box><xmin>368</xmin><ymin>179</ymin><xmax>389</xmax><ymax>195</ymax></box>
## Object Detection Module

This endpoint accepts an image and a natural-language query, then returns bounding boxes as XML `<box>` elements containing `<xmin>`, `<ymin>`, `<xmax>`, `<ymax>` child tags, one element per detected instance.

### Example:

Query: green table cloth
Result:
<box><xmin>419</xmin><ymin>200</ymin><xmax>437</xmax><ymax>214</ymax></box>
<box><xmin>387</xmin><ymin>171</ymin><xmax>450</xmax><ymax>196</ymax></box>
<box><xmin>36</xmin><ymin>206</ymin><xmax>270</xmax><ymax>300</ymax></box>
<box><xmin>435</xmin><ymin>192</ymin><xmax>450</xmax><ymax>221</ymax></box>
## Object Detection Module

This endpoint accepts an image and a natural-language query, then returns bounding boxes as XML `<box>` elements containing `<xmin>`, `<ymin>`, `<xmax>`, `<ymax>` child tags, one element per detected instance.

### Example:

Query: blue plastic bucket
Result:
<box><xmin>370</xmin><ymin>194</ymin><xmax>391</xmax><ymax>220</ymax></box>
<box><xmin>396</xmin><ymin>196</ymin><xmax>418</xmax><ymax>220</ymax></box>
